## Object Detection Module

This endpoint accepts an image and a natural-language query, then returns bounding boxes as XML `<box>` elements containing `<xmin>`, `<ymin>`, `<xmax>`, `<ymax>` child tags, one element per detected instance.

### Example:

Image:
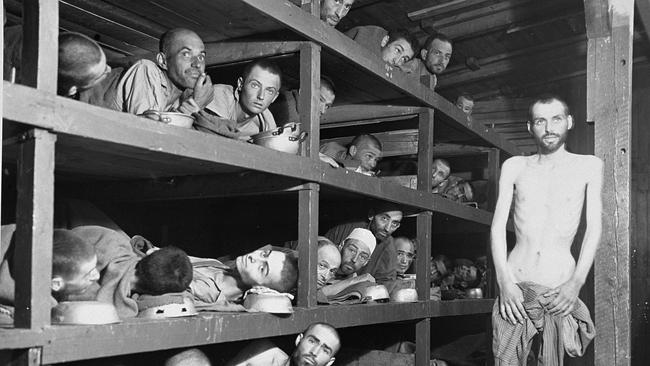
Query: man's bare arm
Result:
<box><xmin>490</xmin><ymin>157</ymin><xmax>526</xmax><ymax>324</ymax></box>
<box><xmin>546</xmin><ymin>157</ymin><xmax>603</xmax><ymax>316</ymax></box>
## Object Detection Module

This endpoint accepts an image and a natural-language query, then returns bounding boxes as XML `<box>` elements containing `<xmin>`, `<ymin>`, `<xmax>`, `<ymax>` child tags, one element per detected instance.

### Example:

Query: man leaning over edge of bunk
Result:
<box><xmin>109</xmin><ymin>28</ymin><xmax>214</xmax><ymax>115</ymax></box>
<box><xmin>226</xmin><ymin>322</ymin><xmax>341</xmax><ymax>366</ymax></box>
<box><xmin>400</xmin><ymin>32</ymin><xmax>453</xmax><ymax>88</ymax></box>
<box><xmin>194</xmin><ymin>59</ymin><xmax>281</xmax><ymax>140</ymax></box>
<box><xmin>490</xmin><ymin>94</ymin><xmax>601</xmax><ymax>364</ymax></box>
<box><xmin>320</xmin><ymin>228</ymin><xmax>376</xmax><ymax>297</ymax></box>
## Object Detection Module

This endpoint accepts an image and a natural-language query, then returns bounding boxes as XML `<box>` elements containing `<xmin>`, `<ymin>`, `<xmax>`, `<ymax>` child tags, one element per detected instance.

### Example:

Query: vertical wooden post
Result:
<box><xmin>297</xmin><ymin>183</ymin><xmax>319</xmax><ymax>308</ymax></box>
<box><xmin>296</xmin><ymin>2</ymin><xmax>321</xmax><ymax>309</ymax></box>
<box><xmin>16</xmin><ymin>347</ymin><xmax>43</xmax><ymax>366</ymax></box>
<box><xmin>21</xmin><ymin>0</ymin><xmax>58</xmax><ymax>91</ymax></box>
<box><xmin>415</xmin><ymin>108</ymin><xmax>434</xmax><ymax>366</ymax></box>
<box><xmin>585</xmin><ymin>0</ymin><xmax>633</xmax><ymax>364</ymax></box>
<box><xmin>298</xmin><ymin>42</ymin><xmax>321</xmax><ymax>159</ymax></box>
<box><xmin>486</xmin><ymin>148</ymin><xmax>500</xmax><ymax>212</ymax></box>
<box><xmin>14</xmin><ymin>129</ymin><xmax>56</xmax><ymax>329</ymax></box>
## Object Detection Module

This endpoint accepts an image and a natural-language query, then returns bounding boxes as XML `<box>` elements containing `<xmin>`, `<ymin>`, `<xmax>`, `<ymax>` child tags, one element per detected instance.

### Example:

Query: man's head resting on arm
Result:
<box><xmin>58</xmin><ymin>32</ymin><xmax>110</xmax><ymax>98</ymax></box>
<box><xmin>317</xmin><ymin>237</ymin><xmax>341</xmax><ymax>289</ymax></box>
<box><xmin>237</xmin><ymin>59</ymin><xmax>282</xmax><ymax>118</ymax></box>
<box><xmin>132</xmin><ymin>246</ymin><xmax>193</xmax><ymax>295</ymax></box>
<box><xmin>235</xmin><ymin>245</ymin><xmax>299</xmax><ymax>293</ymax></box>
<box><xmin>157</xmin><ymin>28</ymin><xmax>206</xmax><ymax>90</ymax></box>
<box><xmin>51</xmin><ymin>229</ymin><xmax>101</xmax><ymax>301</ymax></box>
<box><xmin>348</xmin><ymin>134</ymin><xmax>383</xmax><ymax>173</ymax></box>
<box><xmin>380</xmin><ymin>29</ymin><xmax>419</xmax><ymax>67</ymax></box>
<box><xmin>292</xmin><ymin>322</ymin><xmax>341</xmax><ymax>366</ymax></box>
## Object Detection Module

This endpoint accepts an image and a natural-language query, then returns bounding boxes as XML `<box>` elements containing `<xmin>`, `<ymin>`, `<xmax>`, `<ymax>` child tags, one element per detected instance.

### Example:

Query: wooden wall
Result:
<box><xmin>630</xmin><ymin>62</ymin><xmax>650</xmax><ymax>365</ymax></box>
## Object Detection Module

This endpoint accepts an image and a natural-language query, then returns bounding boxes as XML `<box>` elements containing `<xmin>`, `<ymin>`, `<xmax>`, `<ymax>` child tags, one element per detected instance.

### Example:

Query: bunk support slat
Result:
<box><xmin>415</xmin><ymin>109</ymin><xmax>433</xmax><ymax>366</ymax></box>
<box><xmin>14</xmin><ymin>129</ymin><xmax>57</xmax><ymax>329</ymax></box>
<box><xmin>20</xmin><ymin>0</ymin><xmax>58</xmax><ymax>92</ymax></box>
<box><xmin>299</xmin><ymin>42</ymin><xmax>321</xmax><ymax>158</ymax></box>
<box><xmin>297</xmin><ymin>183</ymin><xmax>320</xmax><ymax>307</ymax></box>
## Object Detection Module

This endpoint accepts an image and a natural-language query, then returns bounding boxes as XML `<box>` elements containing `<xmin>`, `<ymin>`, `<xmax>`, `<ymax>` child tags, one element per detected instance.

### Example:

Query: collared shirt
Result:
<box><xmin>225</xmin><ymin>339</ymin><xmax>290</xmax><ymax>366</ymax></box>
<box><xmin>492</xmin><ymin>282</ymin><xmax>595</xmax><ymax>366</ymax></box>
<box><xmin>205</xmin><ymin>84</ymin><xmax>276</xmax><ymax>140</ymax></box>
<box><xmin>188</xmin><ymin>257</ymin><xmax>242</xmax><ymax>307</ymax></box>
<box><xmin>109</xmin><ymin>59</ymin><xmax>181</xmax><ymax>114</ymax></box>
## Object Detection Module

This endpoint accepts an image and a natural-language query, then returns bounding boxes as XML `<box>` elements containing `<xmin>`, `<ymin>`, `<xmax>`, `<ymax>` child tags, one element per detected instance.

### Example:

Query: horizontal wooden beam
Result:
<box><xmin>321</xmin><ymin>104</ymin><xmax>424</xmax><ymax>124</ymax></box>
<box><xmin>0</xmin><ymin>299</ymin><xmax>494</xmax><ymax>362</ymax></box>
<box><xmin>473</xmin><ymin>98</ymin><xmax>532</xmax><ymax>113</ymax></box>
<box><xmin>407</xmin><ymin>0</ymin><xmax>494</xmax><ymax>21</ymax></box>
<box><xmin>239</xmin><ymin>0</ymin><xmax>522</xmax><ymax>156</ymax></box>
<box><xmin>205</xmin><ymin>41</ymin><xmax>303</xmax><ymax>66</ymax></box>
<box><xmin>322</xmin><ymin>131</ymin><xmax>493</xmax><ymax>157</ymax></box>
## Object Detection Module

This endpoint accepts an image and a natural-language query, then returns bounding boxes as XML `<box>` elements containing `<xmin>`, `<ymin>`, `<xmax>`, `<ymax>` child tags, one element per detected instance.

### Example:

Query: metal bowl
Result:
<box><xmin>391</xmin><ymin>288</ymin><xmax>418</xmax><ymax>303</ymax></box>
<box><xmin>52</xmin><ymin>301</ymin><xmax>121</xmax><ymax>325</ymax></box>
<box><xmin>243</xmin><ymin>293</ymin><xmax>293</xmax><ymax>314</ymax></box>
<box><xmin>137</xmin><ymin>296</ymin><xmax>198</xmax><ymax>319</ymax></box>
<box><xmin>140</xmin><ymin>110</ymin><xmax>195</xmax><ymax>128</ymax></box>
<box><xmin>251</xmin><ymin>123</ymin><xmax>307</xmax><ymax>154</ymax></box>
<box><xmin>465</xmin><ymin>287</ymin><xmax>484</xmax><ymax>299</ymax></box>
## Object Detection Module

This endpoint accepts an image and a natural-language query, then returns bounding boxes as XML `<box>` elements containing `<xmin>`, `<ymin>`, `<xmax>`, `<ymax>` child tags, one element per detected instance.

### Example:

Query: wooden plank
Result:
<box><xmin>0</xmin><ymin>299</ymin><xmax>494</xmax><ymax>362</ymax></box>
<box><xmin>68</xmin><ymin>173</ymin><xmax>306</xmax><ymax>202</ymax></box>
<box><xmin>587</xmin><ymin>0</ymin><xmax>634</xmax><ymax>365</ymax></box>
<box><xmin>297</xmin><ymin>184</ymin><xmax>319</xmax><ymax>307</ymax></box>
<box><xmin>239</xmin><ymin>0</ymin><xmax>522</xmax><ymax>156</ymax></box>
<box><xmin>21</xmin><ymin>0</ymin><xmax>58</xmax><ymax>91</ymax></box>
<box><xmin>473</xmin><ymin>98</ymin><xmax>532</xmax><ymax>114</ymax></box>
<box><xmin>15</xmin><ymin>348</ymin><xmax>42</xmax><ymax>366</ymax></box>
<box><xmin>415</xmin><ymin>318</ymin><xmax>430</xmax><ymax>366</ymax></box>
<box><xmin>321</xmin><ymin>105</ymin><xmax>424</xmax><ymax>125</ymax></box>
<box><xmin>299</xmin><ymin>42</ymin><xmax>321</xmax><ymax>158</ymax></box>
<box><xmin>205</xmin><ymin>41</ymin><xmax>302</xmax><ymax>66</ymax></box>
<box><xmin>14</xmin><ymin>129</ymin><xmax>56</xmax><ymax>329</ymax></box>
<box><xmin>407</xmin><ymin>0</ymin><xmax>494</xmax><ymax>21</ymax></box>
<box><xmin>416</xmin><ymin>109</ymin><xmax>434</xmax><ymax>301</ymax></box>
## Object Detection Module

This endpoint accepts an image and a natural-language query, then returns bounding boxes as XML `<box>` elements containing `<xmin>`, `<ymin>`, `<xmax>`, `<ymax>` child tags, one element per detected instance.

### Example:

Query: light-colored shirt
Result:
<box><xmin>205</xmin><ymin>84</ymin><xmax>276</xmax><ymax>140</ymax></box>
<box><xmin>109</xmin><ymin>59</ymin><xmax>181</xmax><ymax>115</ymax></box>
<box><xmin>226</xmin><ymin>339</ymin><xmax>289</xmax><ymax>366</ymax></box>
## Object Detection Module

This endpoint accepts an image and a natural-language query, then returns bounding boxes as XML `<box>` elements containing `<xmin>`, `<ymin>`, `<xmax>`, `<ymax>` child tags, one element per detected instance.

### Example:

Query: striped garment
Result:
<box><xmin>492</xmin><ymin>281</ymin><xmax>596</xmax><ymax>365</ymax></box>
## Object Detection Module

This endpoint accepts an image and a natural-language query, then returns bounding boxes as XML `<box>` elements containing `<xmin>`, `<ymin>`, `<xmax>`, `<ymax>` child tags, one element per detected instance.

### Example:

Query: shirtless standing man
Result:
<box><xmin>490</xmin><ymin>95</ymin><xmax>602</xmax><ymax>363</ymax></box>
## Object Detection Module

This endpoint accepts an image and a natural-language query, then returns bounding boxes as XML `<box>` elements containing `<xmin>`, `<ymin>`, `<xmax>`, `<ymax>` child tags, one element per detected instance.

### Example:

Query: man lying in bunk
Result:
<box><xmin>400</xmin><ymin>32</ymin><xmax>453</xmax><ymax>88</ymax></box>
<box><xmin>108</xmin><ymin>28</ymin><xmax>214</xmax><ymax>115</ymax></box>
<box><xmin>432</xmin><ymin>158</ymin><xmax>452</xmax><ymax>190</ymax></box>
<box><xmin>320</xmin><ymin>228</ymin><xmax>376</xmax><ymax>297</ymax></box>
<box><xmin>194</xmin><ymin>59</ymin><xmax>281</xmax><ymax>140</ymax></box>
<box><xmin>345</xmin><ymin>26</ymin><xmax>419</xmax><ymax>68</ymax></box>
<box><xmin>187</xmin><ymin>244</ymin><xmax>299</xmax><ymax>310</ymax></box>
<box><xmin>320</xmin><ymin>0</ymin><xmax>355</xmax><ymax>28</ymax></box>
<box><xmin>316</xmin><ymin>237</ymin><xmax>342</xmax><ymax>290</ymax></box>
<box><xmin>319</xmin><ymin>133</ymin><xmax>383</xmax><ymax>176</ymax></box>
<box><xmin>0</xmin><ymin>225</ymin><xmax>100</xmax><ymax>310</ymax></box>
<box><xmin>226</xmin><ymin>322</ymin><xmax>341</xmax><ymax>366</ymax></box>
<box><xmin>269</xmin><ymin>75</ymin><xmax>336</xmax><ymax>126</ymax></box>
<box><xmin>325</xmin><ymin>203</ymin><xmax>401</xmax><ymax>285</ymax></box>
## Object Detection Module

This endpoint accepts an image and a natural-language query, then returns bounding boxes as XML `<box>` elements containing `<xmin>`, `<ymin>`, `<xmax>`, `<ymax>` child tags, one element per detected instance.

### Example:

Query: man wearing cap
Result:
<box><xmin>325</xmin><ymin>204</ymin><xmax>402</xmax><ymax>284</ymax></box>
<box><xmin>320</xmin><ymin>228</ymin><xmax>377</xmax><ymax>297</ymax></box>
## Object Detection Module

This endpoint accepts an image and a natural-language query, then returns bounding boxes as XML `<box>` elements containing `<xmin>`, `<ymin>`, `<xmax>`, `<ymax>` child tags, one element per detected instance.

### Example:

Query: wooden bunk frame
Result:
<box><xmin>1</xmin><ymin>1</ymin><xmax>523</xmax><ymax>365</ymax></box>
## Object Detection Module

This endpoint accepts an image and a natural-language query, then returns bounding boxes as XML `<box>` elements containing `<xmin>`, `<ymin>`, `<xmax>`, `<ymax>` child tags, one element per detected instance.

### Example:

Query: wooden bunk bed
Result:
<box><xmin>1</xmin><ymin>1</ymin><xmax>523</xmax><ymax>365</ymax></box>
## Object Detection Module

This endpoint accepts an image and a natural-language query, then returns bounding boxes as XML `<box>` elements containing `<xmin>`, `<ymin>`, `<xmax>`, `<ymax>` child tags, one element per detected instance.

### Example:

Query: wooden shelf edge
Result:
<box><xmin>0</xmin><ymin>299</ymin><xmax>493</xmax><ymax>362</ymax></box>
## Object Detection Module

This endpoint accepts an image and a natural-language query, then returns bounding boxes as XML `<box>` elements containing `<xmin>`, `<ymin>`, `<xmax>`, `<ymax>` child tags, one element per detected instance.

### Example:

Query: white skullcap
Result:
<box><xmin>344</xmin><ymin>228</ymin><xmax>377</xmax><ymax>255</ymax></box>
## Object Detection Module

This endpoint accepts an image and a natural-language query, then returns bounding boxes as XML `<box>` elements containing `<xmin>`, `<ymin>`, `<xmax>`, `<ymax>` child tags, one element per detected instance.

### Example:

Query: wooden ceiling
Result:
<box><xmin>5</xmin><ymin>0</ymin><xmax>649</xmax><ymax>153</ymax></box>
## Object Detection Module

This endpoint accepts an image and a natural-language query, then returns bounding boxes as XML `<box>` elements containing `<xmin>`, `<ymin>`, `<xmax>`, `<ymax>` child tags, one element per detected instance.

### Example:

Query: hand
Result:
<box><xmin>319</xmin><ymin>153</ymin><xmax>341</xmax><ymax>168</ymax></box>
<box><xmin>191</xmin><ymin>73</ymin><xmax>214</xmax><ymax>109</ymax></box>
<box><xmin>543</xmin><ymin>279</ymin><xmax>581</xmax><ymax>317</ymax></box>
<box><xmin>355</xmin><ymin>273</ymin><xmax>376</xmax><ymax>284</ymax></box>
<box><xmin>498</xmin><ymin>281</ymin><xmax>527</xmax><ymax>325</ymax></box>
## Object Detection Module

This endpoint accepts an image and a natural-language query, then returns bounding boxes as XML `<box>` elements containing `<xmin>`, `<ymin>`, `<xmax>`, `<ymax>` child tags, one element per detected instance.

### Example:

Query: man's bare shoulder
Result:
<box><xmin>567</xmin><ymin>153</ymin><xmax>603</xmax><ymax>173</ymax></box>
<box><xmin>501</xmin><ymin>155</ymin><xmax>528</xmax><ymax>171</ymax></box>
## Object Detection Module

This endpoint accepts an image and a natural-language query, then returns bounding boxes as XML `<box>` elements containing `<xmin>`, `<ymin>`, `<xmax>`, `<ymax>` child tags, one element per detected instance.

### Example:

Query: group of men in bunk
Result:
<box><xmin>1</xmin><ymin>0</ymin><xmax>603</xmax><ymax>364</ymax></box>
